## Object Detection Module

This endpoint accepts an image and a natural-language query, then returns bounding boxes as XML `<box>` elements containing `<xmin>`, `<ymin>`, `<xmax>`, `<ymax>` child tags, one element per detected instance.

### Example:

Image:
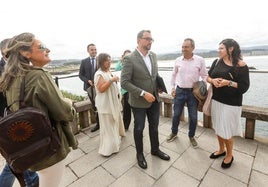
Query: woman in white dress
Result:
<box><xmin>94</xmin><ymin>53</ymin><xmax>125</xmax><ymax>156</ymax></box>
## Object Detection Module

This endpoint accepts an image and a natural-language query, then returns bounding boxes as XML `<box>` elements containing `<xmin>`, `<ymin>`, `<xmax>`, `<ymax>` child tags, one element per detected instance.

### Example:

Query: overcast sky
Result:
<box><xmin>1</xmin><ymin>0</ymin><xmax>267</xmax><ymax>60</ymax></box>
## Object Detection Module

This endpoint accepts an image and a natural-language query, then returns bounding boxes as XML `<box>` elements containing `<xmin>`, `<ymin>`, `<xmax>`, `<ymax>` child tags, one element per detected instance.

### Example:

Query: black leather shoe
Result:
<box><xmin>136</xmin><ymin>153</ymin><xmax>147</xmax><ymax>169</ymax></box>
<box><xmin>151</xmin><ymin>150</ymin><xmax>170</xmax><ymax>161</ymax></box>
<box><xmin>209</xmin><ymin>151</ymin><xmax>226</xmax><ymax>159</ymax></box>
<box><xmin>221</xmin><ymin>156</ymin><xmax>234</xmax><ymax>169</ymax></box>
<box><xmin>91</xmin><ymin>124</ymin><xmax>99</xmax><ymax>132</ymax></box>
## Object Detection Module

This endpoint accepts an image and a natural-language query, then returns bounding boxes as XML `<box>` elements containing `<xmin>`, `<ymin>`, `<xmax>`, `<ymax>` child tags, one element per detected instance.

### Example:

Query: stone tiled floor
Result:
<box><xmin>2</xmin><ymin>117</ymin><xmax>268</xmax><ymax>187</ymax></box>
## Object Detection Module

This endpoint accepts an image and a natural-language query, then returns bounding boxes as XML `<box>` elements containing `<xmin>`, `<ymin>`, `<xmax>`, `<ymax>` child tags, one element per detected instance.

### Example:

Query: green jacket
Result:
<box><xmin>6</xmin><ymin>67</ymin><xmax>78</xmax><ymax>171</ymax></box>
<box><xmin>115</xmin><ymin>60</ymin><xmax>127</xmax><ymax>95</ymax></box>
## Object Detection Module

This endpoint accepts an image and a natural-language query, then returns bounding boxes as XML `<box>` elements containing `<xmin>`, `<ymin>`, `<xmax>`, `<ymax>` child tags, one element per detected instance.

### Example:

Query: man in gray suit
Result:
<box><xmin>121</xmin><ymin>30</ymin><xmax>170</xmax><ymax>169</ymax></box>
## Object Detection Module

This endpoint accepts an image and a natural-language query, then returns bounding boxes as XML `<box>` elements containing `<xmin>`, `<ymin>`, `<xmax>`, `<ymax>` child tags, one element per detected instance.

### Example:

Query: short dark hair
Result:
<box><xmin>122</xmin><ymin>49</ymin><xmax>131</xmax><ymax>56</ymax></box>
<box><xmin>184</xmin><ymin>38</ymin><xmax>195</xmax><ymax>48</ymax></box>
<box><xmin>137</xmin><ymin>30</ymin><xmax>151</xmax><ymax>40</ymax></box>
<box><xmin>87</xmin><ymin>43</ymin><xmax>95</xmax><ymax>51</ymax></box>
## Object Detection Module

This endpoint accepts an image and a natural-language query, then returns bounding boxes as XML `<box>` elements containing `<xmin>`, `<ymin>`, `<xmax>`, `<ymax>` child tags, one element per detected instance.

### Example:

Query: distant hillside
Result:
<box><xmin>157</xmin><ymin>45</ymin><xmax>268</xmax><ymax>61</ymax></box>
<box><xmin>49</xmin><ymin>59</ymin><xmax>81</xmax><ymax>67</ymax></box>
<box><xmin>242</xmin><ymin>45</ymin><xmax>268</xmax><ymax>50</ymax></box>
<box><xmin>49</xmin><ymin>45</ymin><xmax>268</xmax><ymax>65</ymax></box>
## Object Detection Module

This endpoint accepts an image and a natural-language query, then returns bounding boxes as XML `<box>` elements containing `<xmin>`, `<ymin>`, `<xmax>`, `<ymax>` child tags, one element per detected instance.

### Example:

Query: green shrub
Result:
<box><xmin>61</xmin><ymin>90</ymin><xmax>85</xmax><ymax>102</ymax></box>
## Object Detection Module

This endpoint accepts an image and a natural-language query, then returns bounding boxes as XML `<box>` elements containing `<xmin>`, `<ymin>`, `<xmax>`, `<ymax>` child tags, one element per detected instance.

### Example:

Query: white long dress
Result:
<box><xmin>94</xmin><ymin>70</ymin><xmax>125</xmax><ymax>156</ymax></box>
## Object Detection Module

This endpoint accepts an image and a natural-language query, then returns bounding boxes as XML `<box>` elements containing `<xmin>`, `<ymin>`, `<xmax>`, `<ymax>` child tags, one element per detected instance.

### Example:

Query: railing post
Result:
<box><xmin>89</xmin><ymin>109</ymin><xmax>96</xmax><ymax>124</ymax></box>
<box><xmin>203</xmin><ymin>114</ymin><xmax>213</xmax><ymax>128</ymax></box>
<box><xmin>55</xmin><ymin>76</ymin><xmax>59</xmax><ymax>87</ymax></box>
<box><xmin>245</xmin><ymin>119</ymin><xmax>256</xmax><ymax>139</ymax></box>
<box><xmin>73</xmin><ymin>100</ymin><xmax>92</xmax><ymax>129</ymax></box>
<box><xmin>164</xmin><ymin>102</ymin><xmax>173</xmax><ymax>118</ymax></box>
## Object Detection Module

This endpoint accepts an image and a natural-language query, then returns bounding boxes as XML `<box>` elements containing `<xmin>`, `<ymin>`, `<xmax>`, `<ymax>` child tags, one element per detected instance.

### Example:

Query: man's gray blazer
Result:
<box><xmin>121</xmin><ymin>49</ymin><xmax>159</xmax><ymax>108</ymax></box>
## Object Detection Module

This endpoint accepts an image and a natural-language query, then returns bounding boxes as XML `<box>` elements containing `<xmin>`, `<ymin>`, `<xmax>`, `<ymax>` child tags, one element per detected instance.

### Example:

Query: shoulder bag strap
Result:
<box><xmin>209</xmin><ymin>58</ymin><xmax>220</xmax><ymax>75</ymax></box>
<box><xmin>4</xmin><ymin>77</ymin><xmax>26</xmax><ymax>115</ymax></box>
<box><xmin>8</xmin><ymin>165</ymin><xmax>26</xmax><ymax>187</ymax></box>
<box><xmin>211</xmin><ymin>58</ymin><xmax>220</xmax><ymax>70</ymax></box>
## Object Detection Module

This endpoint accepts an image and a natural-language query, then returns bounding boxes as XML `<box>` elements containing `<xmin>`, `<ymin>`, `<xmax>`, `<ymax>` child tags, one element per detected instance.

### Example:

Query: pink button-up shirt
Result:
<box><xmin>170</xmin><ymin>55</ymin><xmax>207</xmax><ymax>89</ymax></box>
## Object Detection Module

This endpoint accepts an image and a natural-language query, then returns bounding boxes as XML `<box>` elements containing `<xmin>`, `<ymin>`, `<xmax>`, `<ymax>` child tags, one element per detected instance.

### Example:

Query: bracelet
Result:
<box><xmin>109</xmin><ymin>79</ymin><xmax>113</xmax><ymax>83</ymax></box>
<box><xmin>228</xmin><ymin>81</ymin><xmax>233</xmax><ymax>87</ymax></box>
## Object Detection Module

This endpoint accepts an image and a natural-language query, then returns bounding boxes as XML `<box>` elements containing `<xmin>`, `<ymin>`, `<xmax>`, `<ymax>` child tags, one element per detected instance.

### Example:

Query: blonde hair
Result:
<box><xmin>0</xmin><ymin>32</ymin><xmax>35</xmax><ymax>92</ymax></box>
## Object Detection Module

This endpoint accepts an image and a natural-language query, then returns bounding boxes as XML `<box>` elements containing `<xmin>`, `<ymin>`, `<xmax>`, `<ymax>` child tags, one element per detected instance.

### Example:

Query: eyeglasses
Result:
<box><xmin>38</xmin><ymin>44</ymin><xmax>48</xmax><ymax>51</ymax></box>
<box><xmin>141</xmin><ymin>37</ymin><xmax>154</xmax><ymax>42</ymax></box>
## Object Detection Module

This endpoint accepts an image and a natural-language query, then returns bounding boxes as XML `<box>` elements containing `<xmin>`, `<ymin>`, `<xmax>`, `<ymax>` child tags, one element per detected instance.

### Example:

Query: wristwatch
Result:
<box><xmin>228</xmin><ymin>81</ymin><xmax>233</xmax><ymax>87</ymax></box>
<box><xmin>141</xmin><ymin>90</ymin><xmax>146</xmax><ymax>97</ymax></box>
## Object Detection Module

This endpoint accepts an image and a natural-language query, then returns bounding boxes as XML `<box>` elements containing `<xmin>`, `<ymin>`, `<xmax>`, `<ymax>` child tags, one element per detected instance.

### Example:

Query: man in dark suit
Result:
<box><xmin>79</xmin><ymin>43</ymin><xmax>99</xmax><ymax>132</ymax></box>
<box><xmin>121</xmin><ymin>30</ymin><xmax>170</xmax><ymax>169</ymax></box>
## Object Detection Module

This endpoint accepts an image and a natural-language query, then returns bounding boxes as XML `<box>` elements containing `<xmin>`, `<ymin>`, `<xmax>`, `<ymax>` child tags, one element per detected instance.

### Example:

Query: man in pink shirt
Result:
<box><xmin>166</xmin><ymin>38</ymin><xmax>207</xmax><ymax>148</ymax></box>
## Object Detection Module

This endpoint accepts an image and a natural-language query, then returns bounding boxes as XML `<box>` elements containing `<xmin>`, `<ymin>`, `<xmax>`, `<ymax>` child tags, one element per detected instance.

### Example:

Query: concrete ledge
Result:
<box><xmin>159</xmin><ymin>93</ymin><xmax>268</xmax><ymax>140</ymax></box>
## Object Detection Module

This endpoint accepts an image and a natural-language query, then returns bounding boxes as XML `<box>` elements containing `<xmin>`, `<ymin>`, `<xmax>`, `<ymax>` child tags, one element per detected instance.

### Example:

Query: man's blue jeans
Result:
<box><xmin>171</xmin><ymin>86</ymin><xmax>198</xmax><ymax>137</ymax></box>
<box><xmin>0</xmin><ymin>162</ymin><xmax>39</xmax><ymax>187</ymax></box>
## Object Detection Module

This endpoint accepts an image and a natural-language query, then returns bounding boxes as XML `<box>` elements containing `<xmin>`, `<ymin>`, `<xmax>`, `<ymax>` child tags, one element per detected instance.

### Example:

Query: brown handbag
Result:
<box><xmin>202</xmin><ymin>58</ymin><xmax>220</xmax><ymax>116</ymax></box>
<box><xmin>0</xmin><ymin>77</ymin><xmax>61</xmax><ymax>186</ymax></box>
<box><xmin>193</xmin><ymin>80</ymin><xmax>208</xmax><ymax>112</ymax></box>
<box><xmin>202</xmin><ymin>85</ymin><xmax>213</xmax><ymax>116</ymax></box>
